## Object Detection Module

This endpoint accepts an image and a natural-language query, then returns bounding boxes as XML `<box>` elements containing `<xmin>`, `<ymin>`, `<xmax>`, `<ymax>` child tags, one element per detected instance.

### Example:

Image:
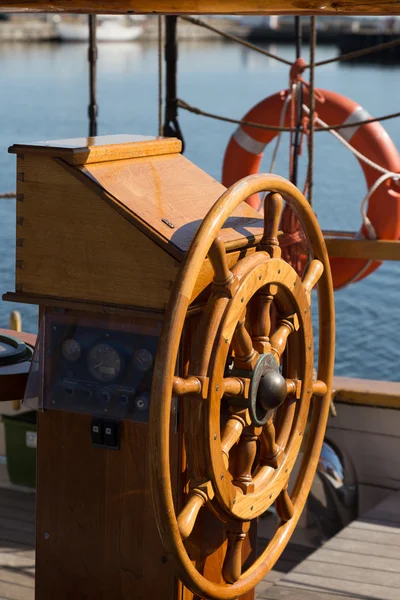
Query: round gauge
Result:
<box><xmin>133</xmin><ymin>349</ymin><xmax>153</xmax><ymax>372</ymax></box>
<box><xmin>87</xmin><ymin>343</ymin><xmax>122</xmax><ymax>383</ymax></box>
<box><xmin>61</xmin><ymin>338</ymin><xmax>81</xmax><ymax>362</ymax></box>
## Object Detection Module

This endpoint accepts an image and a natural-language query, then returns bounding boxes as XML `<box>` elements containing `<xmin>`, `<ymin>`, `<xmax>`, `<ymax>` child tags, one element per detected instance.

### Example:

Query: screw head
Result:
<box><xmin>216</xmin><ymin>385</ymin><xmax>219</xmax><ymax>391</ymax></box>
<box><xmin>259</xmin><ymin>275</ymin><xmax>262</xmax><ymax>280</ymax></box>
<box><xmin>220</xmin><ymin>474</ymin><xmax>224</xmax><ymax>480</ymax></box>
<box><xmin>44</xmin><ymin>531</ymin><xmax>50</xmax><ymax>540</ymax></box>
<box><xmin>214</xmin><ymin>434</ymin><xmax>217</xmax><ymax>440</ymax></box>
<box><xmin>241</xmin><ymin>297</ymin><xmax>244</xmax><ymax>303</ymax></box>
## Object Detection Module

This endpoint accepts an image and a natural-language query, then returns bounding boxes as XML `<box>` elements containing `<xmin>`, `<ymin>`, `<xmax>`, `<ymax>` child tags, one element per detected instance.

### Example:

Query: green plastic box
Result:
<box><xmin>2</xmin><ymin>411</ymin><xmax>37</xmax><ymax>488</ymax></box>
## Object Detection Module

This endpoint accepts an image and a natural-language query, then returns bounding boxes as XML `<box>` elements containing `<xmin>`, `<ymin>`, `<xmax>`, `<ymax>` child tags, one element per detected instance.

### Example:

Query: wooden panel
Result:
<box><xmin>325</xmin><ymin>233</ymin><xmax>400</xmax><ymax>262</ymax></box>
<box><xmin>77</xmin><ymin>153</ymin><xmax>263</xmax><ymax>255</ymax></box>
<box><xmin>10</xmin><ymin>135</ymin><xmax>181</xmax><ymax>166</ymax></box>
<box><xmin>3</xmin><ymin>0</ymin><xmax>400</xmax><ymax>16</ymax></box>
<box><xmin>35</xmin><ymin>410</ymin><xmax>178</xmax><ymax>600</ymax></box>
<box><xmin>15</xmin><ymin>154</ymin><xmax>180</xmax><ymax>310</ymax></box>
<box><xmin>332</xmin><ymin>376</ymin><xmax>400</xmax><ymax>409</ymax></box>
<box><xmin>327</xmin><ymin>428</ymin><xmax>400</xmax><ymax>489</ymax></box>
<box><xmin>328</xmin><ymin>402</ymin><xmax>400</xmax><ymax>437</ymax></box>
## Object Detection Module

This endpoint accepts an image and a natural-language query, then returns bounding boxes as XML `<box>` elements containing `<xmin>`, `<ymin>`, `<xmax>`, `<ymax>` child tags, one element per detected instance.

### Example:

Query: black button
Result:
<box><xmin>83</xmin><ymin>389</ymin><xmax>92</xmax><ymax>399</ymax></box>
<box><xmin>66</xmin><ymin>387</ymin><xmax>74</xmax><ymax>396</ymax></box>
<box><xmin>104</xmin><ymin>421</ymin><xmax>120</xmax><ymax>450</ymax></box>
<box><xmin>91</xmin><ymin>420</ymin><xmax>104</xmax><ymax>447</ymax></box>
<box><xmin>101</xmin><ymin>391</ymin><xmax>110</xmax><ymax>402</ymax></box>
<box><xmin>119</xmin><ymin>394</ymin><xmax>129</xmax><ymax>405</ymax></box>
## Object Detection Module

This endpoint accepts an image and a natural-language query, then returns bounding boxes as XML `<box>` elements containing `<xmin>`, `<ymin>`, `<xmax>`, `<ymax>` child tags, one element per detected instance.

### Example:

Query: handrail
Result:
<box><xmin>333</xmin><ymin>376</ymin><xmax>400</xmax><ymax>410</ymax></box>
<box><xmin>3</xmin><ymin>1</ymin><xmax>400</xmax><ymax>16</ymax></box>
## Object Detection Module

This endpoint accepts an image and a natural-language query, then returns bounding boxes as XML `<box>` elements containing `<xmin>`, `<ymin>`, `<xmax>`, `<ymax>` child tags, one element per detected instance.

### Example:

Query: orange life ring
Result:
<box><xmin>222</xmin><ymin>89</ymin><xmax>400</xmax><ymax>289</ymax></box>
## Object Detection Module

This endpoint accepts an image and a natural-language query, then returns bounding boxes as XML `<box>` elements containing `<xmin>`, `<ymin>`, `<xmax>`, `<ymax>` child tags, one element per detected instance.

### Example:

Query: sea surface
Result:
<box><xmin>0</xmin><ymin>40</ymin><xmax>399</xmax><ymax>381</ymax></box>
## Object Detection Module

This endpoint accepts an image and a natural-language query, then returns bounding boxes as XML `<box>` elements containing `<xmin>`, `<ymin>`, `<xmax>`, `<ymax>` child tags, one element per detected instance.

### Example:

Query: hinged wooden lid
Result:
<box><xmin>11</xmin><ymin>134</ymin><xmax>263</xmax><ymax>259</ymax></box>
<box><xmin>9</xmin><ymin>134</ymin><xmax>182</xmax><ymax>166</ymax></box>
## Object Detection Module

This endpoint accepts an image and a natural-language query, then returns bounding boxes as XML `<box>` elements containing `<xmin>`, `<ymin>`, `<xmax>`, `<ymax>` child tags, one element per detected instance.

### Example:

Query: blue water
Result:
<box><xmin>1</xmin><ymin>40</ymin><xmax>399</xmax><ymax>381</ymax></box>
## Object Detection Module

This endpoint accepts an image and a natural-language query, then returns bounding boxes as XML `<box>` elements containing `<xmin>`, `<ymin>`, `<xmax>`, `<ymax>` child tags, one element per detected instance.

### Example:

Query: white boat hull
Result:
<box><xmin>56</xmin><ymin>21</ymin><xmax>143</xmax><ymax>42</ymax></box>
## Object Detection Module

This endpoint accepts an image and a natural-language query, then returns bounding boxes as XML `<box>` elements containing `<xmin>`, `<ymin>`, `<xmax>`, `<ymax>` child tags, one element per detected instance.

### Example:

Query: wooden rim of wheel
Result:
<box><xmin>149</xmin><ymin>174</ymin><xmax>335</xmax><ymax>600</ymax></box>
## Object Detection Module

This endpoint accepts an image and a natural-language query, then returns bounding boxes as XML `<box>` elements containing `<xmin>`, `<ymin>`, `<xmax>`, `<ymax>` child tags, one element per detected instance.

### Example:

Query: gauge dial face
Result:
<box><xmin>133</xmin><ymin>348</ymin><xmax>153</xmax><ymax>372</ymax></box>
<box><xmin>87</xmin><ymin>343</ymin><xmax>122</xmax><ymax>383</ymax></box>
<box><xmin>61</xmin><ymin>338</ymin><xmax>81</xmax><ymax>362</ymax></box>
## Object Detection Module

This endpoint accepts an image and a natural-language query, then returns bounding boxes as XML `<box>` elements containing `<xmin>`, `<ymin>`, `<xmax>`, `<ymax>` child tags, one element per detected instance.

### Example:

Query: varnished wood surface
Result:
<box><xmin>77</xmin><ymin>153</ymin><xmax>263</xmax><ymax>256</ymax></box>
<box><xmin>324</xmin><ymin>233</ymin><xmax>400</xmax><ymax>261</ymax></box>
<box><xmin>2</xmin><ymin>0</ymin><xmax>400</xmax><ymax>16</ymax></box>
<box><xmin>15</xmin><ymin>154</ymin><xmax>180</xmax><ymax>310</ymax></box>
<box><xmin>35</xmin><ymin>411</ymin><xmax>179</xmax><ymax>600</ymax></box>
<box><xmin>261</xmin><ymin>490</ymin><xmax>400</xmax><ymax>600</ymax></box>
<box><xmin>332</xmin><ymin>375</ymin><xmax>400</xmax><ymax>409</ymax></box>
<box><xmin>10</xmin><ymin>135</ymin><xmax>182</xmax><ymax>166</ymax></box>
<box><xmin>149</xmin><ymin>173</ymin><xmax>335</xmax><ymax>599</ymax></box>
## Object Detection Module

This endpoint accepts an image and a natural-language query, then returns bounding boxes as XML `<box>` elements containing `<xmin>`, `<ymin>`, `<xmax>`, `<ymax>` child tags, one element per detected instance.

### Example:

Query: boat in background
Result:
<box><xmin>54</xmin><ymin>15</ymin><xmax>143</xmax><ymax>42</ymax></box>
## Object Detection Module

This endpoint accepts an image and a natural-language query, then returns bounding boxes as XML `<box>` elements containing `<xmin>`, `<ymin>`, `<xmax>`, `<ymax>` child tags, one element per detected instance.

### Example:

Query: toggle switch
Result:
<box><xmin>91</xmin><ymin>419</ymin><xmax>104</xmax><ymax>447</ymax></box>
<box><xmin>103</xmin><ymin>420</ymin><xmax>120</xmax><ymax>450</ymax></box>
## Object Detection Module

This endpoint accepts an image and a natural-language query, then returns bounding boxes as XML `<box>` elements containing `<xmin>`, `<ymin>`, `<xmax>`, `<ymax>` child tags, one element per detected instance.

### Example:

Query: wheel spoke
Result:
<box><xmin>270</xmin><ymin>314</ymin><xmax>299</xmax><ymax>362</ymax></box>
<box><xmin>223</xmin><ymin>377</ymin><xmax>250</xmax><ymax>398</ymax></box>
<box><xmin>258</xmin><ymin>192</ymin><xmax>283</xmax><ymax>258</ymax></box>
<box><xmin>302</xmin><ymin>259</ymin><xmax>324</xmax><ymax>305</ymax></box>
<box><xmin>221</xmin><ymin>409</ymin><xmax>248</xmax><ymax>468</ymax></box>
<box><xmin>260</xmin><ymin>417</ymin><xmax>282</xmax><ymax>469</ymax></box>
<box><xmin>233</xmin><ymin>309</ymin><xmax>259</xmax><ymax>369</ymax></box>
<box><xmin>275</xmin><ymin>484</ymin><xmax>294</xmax><ymax>522</ymax></box>
<box><xmin>232</xmin><ymin>425</ymin><xmax>262</xmax><ymax>494</ymax></box>
<box><xmin>208</xmin><ymin>236</ymin><xmax>235</xmax><ymax>288</ymax></box>
<box><xmin>222</xmin><ymin>522</ymin><xmax>250</xmax><ymax>584</ymax></box>
<box><xmin>172</xmin><ymin>376</ymin><xmax>203</xmax><ymax>397</ymax></box>
<box><xmin>250</xmin><ymin>284</ymin><xmax>276</xmax><ymax>354</ymax></box>
<box><xmin>177</xmin><ymin>481</ymin><xmax>214</xmax><ymax>540</ymax></box>
<box><xmin>312</xmin><ymin>379</ymin><xmax>327</xmax><ymax>397</ymax></box>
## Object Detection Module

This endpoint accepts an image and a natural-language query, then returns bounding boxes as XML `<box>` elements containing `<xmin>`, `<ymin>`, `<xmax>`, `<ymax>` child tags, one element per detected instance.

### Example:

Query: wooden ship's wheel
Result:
<box><xmin>150</xmin><ymin>173</ymin><xmax>335</xmax><ymax>599</ymax></box>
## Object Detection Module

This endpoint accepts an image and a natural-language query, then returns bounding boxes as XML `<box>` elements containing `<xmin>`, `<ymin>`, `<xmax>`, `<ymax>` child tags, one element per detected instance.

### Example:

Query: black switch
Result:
<box><xmin>103</xmin><ymin>420</ymin><xmax>120</xmax><ymax>450</ymax></box>
<box><xmin>91</xmin><ymin>419</ymin><xmax>104</xmax><ymax>447</ymax></box>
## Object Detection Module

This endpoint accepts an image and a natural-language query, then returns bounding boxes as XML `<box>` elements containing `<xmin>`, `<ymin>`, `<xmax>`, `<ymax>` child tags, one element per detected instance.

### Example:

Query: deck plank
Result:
<box><xmin>258</xmin><ymin>490</ymin><xmax>400</xmax><ymax>599</ymax></box>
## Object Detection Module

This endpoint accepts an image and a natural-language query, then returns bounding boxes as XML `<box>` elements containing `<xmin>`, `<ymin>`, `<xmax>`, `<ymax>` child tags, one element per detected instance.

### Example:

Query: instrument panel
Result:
<box><xmin>44</xmin><ymin>310</ymin><xmax>160</xmax><ymax>423</ymax></box>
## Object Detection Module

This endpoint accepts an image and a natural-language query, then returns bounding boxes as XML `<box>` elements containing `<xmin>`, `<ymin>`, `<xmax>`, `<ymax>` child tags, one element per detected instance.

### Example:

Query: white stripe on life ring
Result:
<box><xmin>337</xmin><ymin>106</ymin><xmax>372</xmax><ymax>142</ymax></box>
<box><xmin>233</xmin><ymin>127</ymin><xmax>266</xmax><ymax>155</ymax></box>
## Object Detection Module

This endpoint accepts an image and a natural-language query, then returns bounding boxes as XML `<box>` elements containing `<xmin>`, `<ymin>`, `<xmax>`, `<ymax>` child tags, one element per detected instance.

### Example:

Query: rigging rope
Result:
<box><xmin>179</xmin><ymin>16</ymin><xmax>292</xmax><ymax>66</ymax></box>
<box><xmin>314</xmin><ymin>37</ymin><xmax>400</xmax><ymax>67</ymax></box>
<box><xmin>177</xmin><ymin>98</ymin><xmax>400</xmax><ymax>134</ymax></box>
<box><xmin>88</xmin><ymin>15</ymin><xmax>98</xmax><ymax>137</ymax></box>
<box><xmin>158</xmin><ymin>16</ymin><xmax>163</xmax><ymax>137</ymax></box>
<box><xmin>307</xmin><ymin>17</ymin><xmax>316</xmax><ymax>207</ymax></box>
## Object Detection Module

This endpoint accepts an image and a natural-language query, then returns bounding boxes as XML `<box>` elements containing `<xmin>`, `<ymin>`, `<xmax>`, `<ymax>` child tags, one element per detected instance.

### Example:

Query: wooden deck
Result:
<box><xmin>0</xmin><ymin>488</ymin><xmax>399</xmax><ymax>600</ymax></box>
<box><xmin>0</xmin><ymin>488</ymin><xmax>35</xmax><ymax>600</ymax></box>
<box><xmin>259</xmin><ymin>490</ymin><xmax>400</xmax><ymax>600</ymax></box>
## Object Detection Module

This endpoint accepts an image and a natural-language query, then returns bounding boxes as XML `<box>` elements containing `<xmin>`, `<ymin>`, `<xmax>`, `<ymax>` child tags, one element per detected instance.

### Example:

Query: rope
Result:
<box><xmin>88</xmin><ymin>15</ymin><xmax>98</xmax><ymax>137</ymax></box>
<box><xmin>177</xmin><ymin>99</ymin><xmax>298</xmax><ymax>133</ymax></box>
<box><xmin>177</xmin><ymin>98</ymin><xmax>400</xmax><ymax>134</ymax></box>
<box><xmin>303</xmin><ymin>105</ymin><xmax>400</xmax><ymax>289</ymax></box>
<box><xmin>269</xmin><ymin>92</ymin><xmax>292</xmax><ymax>173</ymax></box>
<box><xmin>158</xmin><ymin>16</ymin><xmax>163</xmax><ymax>137</ymax></box>
<box><xmin>179</xmin><ymin>16</ymin><xmax>292</xmax><ymax>66</ymax></box>
<box><xmin>179</xmin><ymin>14</ymin><xmax>400</xmax><ymax>71</ymax></box>
<box><xmin>307</xmin><ymin>17</ymin><xmax>317</xmax><ymax>207</ymax></box>
<box><xmin>314</xmin><ymin>37</ymin><xmax>400</xmax><ymax>68</ymax></box>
